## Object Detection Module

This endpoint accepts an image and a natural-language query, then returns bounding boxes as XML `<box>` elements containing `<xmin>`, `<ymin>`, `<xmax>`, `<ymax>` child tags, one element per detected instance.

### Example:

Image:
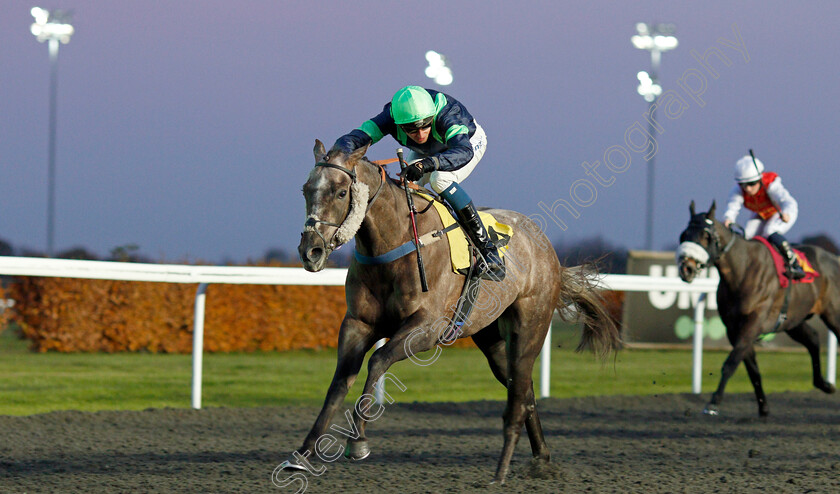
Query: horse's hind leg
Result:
<box><xmin>787</xmin><ymin>322</ymin><xmax>836</xmax><ymax>394</ymax></box>
<box><xmin>492</xmin><ymin>306</ymin><xmax>550</xmax><ymax>484</ymax></box>
<box><xmin>741</xmin><ymin>348</ymin><xmax>769</xmax><ymax>417</ymax></box>
<box><xmin>472</xmin><ymin>323</ymin><xmax>550</xmax><ymax>463</ymax></box>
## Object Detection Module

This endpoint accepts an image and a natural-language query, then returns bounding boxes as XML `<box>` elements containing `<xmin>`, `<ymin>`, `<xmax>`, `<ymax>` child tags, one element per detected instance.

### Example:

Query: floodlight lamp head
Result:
<box><xmin>424</xmin><ymin>50</ymin><xmax>453</xmax><ymax>86</ymax></box>
<box><xmin>631</xmin><ymin>35</ymin><xmax>653</xmax><ymax>50</ymax></box>
<box><xmin>632</xmin><ymin>22</ymin><xmax>677</xmax><ymax>53</ymax></box>
<box><xmin>425</xmin><ymin>50</ymin><xmax>443</xmax><ymax>65</ymax></box>
<box><xmin>30</xmin><ymin>7</ymin><xmax>74</xmax><ymax>44</ymax></box>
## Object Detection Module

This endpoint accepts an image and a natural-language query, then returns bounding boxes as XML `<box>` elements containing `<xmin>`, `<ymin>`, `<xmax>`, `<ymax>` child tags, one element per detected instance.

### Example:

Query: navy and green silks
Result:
<box><xmin>333</xmin><ymin>88</ymin><xmax>476</xmax><ymax>172</ymax></box>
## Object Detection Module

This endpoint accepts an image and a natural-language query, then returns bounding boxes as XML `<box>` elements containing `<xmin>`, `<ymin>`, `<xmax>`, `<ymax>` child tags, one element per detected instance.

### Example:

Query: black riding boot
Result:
<box><xmin>768</xmin><ymin>233</ymin><xmax>806</xmax><ymax>280</ymax></box>
<box><xmin>456</xmin><ymin>203</ymin><xmax>506</xmax><ymax>281</ymax></box>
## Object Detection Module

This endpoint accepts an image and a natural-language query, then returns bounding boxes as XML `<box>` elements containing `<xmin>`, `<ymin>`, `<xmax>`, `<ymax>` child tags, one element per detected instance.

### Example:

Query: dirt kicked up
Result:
<box><xmin>1</xmin><ymin>391</ymin><xmax>838</xmax><ymax>493</ymax></box>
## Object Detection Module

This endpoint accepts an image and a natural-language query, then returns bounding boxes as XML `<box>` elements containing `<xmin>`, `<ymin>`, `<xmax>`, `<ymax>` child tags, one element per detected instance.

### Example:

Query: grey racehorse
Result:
<box><xmin>287</xmin><ymin>139</ymin><xmax>621</xmax><ymax>484</ymax></box>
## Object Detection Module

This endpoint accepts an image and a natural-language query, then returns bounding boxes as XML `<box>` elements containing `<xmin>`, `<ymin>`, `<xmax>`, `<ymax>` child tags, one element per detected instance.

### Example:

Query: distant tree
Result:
<box><xmin>108</xmin><ymin>244</ymin><xmax>152</xmax><ymax>263</ymax></box>
<box><xmin>327</xmin><ymin>249</ymin><xmax>352</xmax><ymax>268</ymax></box>
<box><xmin>19</xmin><ymin>247</ymin><xmax>47</xmax><ymax>258</ymax></box>
<box><xmin>553</xmin><ymin>235</ymin><xmax>628</xmax><ymax>274</ymax></box>
<box><xmin>800</xmin><ymin>233</ymin><xmax>840</xmax><ymax>254</ymax></box>
<box><xmin>0</xmin><ymin>238</ymin><xmax>13</xmax><ymax>257</ymax></box>
<box><xmin>58</xmin><ymin>246</ymin><xmax>99</xmax><ymax>260</ymax></box>
<box><xmin>264</xmin><ymin>247</ymin><xmax>295</xmax><ymax>264</ymax></box>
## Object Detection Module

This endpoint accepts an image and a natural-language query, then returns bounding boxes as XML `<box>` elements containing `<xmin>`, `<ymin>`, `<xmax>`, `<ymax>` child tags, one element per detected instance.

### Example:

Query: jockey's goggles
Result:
<box><xmin>399</xmin><ymin>116</ymin><xmax>434</xmax><ymax>133</ymax></box>
<box><xmin>739</xmin><ymin>180</ymin><xmax>760</xmax><ymax>188</ymax></box>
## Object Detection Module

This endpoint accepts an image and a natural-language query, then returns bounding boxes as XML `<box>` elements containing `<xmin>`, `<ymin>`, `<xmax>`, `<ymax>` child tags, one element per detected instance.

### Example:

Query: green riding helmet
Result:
<box><xmin>390</xmin><ymin>86</ymin><xmax>436</xmax><ymax>127</ymax></box>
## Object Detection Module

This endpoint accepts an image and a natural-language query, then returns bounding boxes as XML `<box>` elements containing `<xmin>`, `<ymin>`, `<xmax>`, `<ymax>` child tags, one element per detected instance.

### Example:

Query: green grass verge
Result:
<box><xmin>0</xmin><ymin>323</ymin><xmax>824</xmax><ymax>416</ymax></box>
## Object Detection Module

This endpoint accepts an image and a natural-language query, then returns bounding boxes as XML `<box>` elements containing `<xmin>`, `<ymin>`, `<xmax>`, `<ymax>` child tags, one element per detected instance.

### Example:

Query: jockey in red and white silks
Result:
<box><xmin>722</xmin><ymin>154</ymin><xmax>804</xmax><ymax>279</ymax></box>
<box><xmin>723</xmin><ymin>157</ymin><xmax>798</xmax><ymax>239</ymax></box>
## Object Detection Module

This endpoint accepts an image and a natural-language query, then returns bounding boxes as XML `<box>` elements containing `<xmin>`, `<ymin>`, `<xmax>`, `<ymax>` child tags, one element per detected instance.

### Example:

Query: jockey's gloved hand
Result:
<box><xmin>404</xmin><ymin>158</ymin><xmax>435</xmax><ymax>182</ymax></box>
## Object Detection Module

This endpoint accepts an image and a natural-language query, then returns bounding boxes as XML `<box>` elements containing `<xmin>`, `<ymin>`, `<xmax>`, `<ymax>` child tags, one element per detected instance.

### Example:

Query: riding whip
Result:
<box><xmin>397</xmin><ymin>148</ymin><xmax>429</xmax><ymax>292</ymax></box>
<box><xmin>748</xmin><ymin>148</ymin><xmax>783</xmax><ymax>217</ymax></box>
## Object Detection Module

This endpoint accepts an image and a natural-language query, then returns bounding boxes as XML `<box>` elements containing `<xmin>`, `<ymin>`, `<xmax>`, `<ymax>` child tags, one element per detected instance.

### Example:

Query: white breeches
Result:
<box><xmin>410</xmin><ymin>124</ymin><xmax>487</xmax><ymax>194</ymax></box>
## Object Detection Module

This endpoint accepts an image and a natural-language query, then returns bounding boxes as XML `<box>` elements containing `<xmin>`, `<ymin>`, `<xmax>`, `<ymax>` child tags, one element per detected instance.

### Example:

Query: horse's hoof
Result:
<box><xmin>702</xmin><ymin>405</ymin><xmax>719</xmax><ymax>416</ymax></box>
<box><xmin>345</xmin><ymin>440</ymin><xmax>371</xmax><ymax>461</ymax></box>
<box><xmin>278</xmin><ymin>458</ymin><xmax>307</xmax><ymax>471</ymax></box>
<box><xmin>817</xmin><ymin>382</ymin><xmax>836</xmax><ymax>394</ymax></box>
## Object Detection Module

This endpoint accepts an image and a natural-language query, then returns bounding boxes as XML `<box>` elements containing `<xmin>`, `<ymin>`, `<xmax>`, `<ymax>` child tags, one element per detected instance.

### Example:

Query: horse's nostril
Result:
<box><xmin>308</xmin><ymin>247</ymin><xmax>323</xmax><ymax>262</ymax></box>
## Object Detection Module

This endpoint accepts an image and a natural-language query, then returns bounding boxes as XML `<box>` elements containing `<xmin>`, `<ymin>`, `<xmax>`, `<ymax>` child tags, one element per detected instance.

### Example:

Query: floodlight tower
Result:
<box><xmin>30</xmin><ymin>7</ymin><xmax>74</xmax><ymax>257</ymax></box>
<box><xmin>632</xmin><ymin>22</ymin><xmax>677</xmax><ymax>251</ymax></box>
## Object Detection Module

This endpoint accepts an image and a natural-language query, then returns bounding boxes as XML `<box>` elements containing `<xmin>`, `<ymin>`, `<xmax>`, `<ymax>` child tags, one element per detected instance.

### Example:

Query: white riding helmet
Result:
<box><xmin>734</xmin><ymin>155</ymin><xmax>764</xmax><ymax>183</ymax></box>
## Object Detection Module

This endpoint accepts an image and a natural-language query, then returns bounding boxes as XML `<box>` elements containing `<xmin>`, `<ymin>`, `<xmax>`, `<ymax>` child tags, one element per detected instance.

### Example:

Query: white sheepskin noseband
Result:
<box><xmin>332</xmin><ymin>181</ymin><xmax>369</xmax><ymax>248</ymax></box>
<box><xmin>676</xmin><ymin>241</ymin><xmax>710</xmax><ymax>266</ymax></box>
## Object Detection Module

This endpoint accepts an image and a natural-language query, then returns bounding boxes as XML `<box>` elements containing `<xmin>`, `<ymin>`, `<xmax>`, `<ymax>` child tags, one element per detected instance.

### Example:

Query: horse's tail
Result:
<box><xmin>555</xmin><ymin>264</ymin><xmax>623</xmax><ymax>359</ymax></box>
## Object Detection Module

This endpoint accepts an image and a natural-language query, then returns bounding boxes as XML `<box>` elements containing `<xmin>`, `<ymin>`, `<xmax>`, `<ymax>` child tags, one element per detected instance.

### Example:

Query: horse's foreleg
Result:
<box><xmin>786</xmin><ymin>323</ymin><xmax>836</xmax><ymax>394</ymax></box>
<box><xmin>345</xmin><ymin>312</ymin><xmax>438</xmax><ymax>461</ymax></box>
<box><xmin>705</xmin><ymin>341</ymin><xmax>752</xmax><ymax>415</ymax></box>
<box><xmin>294</xmin><ymin>318</ymin><xmax>375</xmax><ymax>462</ymax></box>
<box><xmin>741</xmin><ymin>348</ymin><xmax>769</xmax><ymax>417</ymax></box>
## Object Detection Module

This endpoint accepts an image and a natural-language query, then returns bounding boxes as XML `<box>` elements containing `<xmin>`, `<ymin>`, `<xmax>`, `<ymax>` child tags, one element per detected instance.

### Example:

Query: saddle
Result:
<box><xmin>352</xmin><ymin>188</ymin><xmax>513</xmax><ymax>274</ymax></box>
<box><xmin>753</xmin><ymin>236</ymin><xmax>819</xmax><ymax>288</ymax></box>
<box><xmin>412</xmin><ymin>191</ymin><xmax>513</xmax><ymax>275</ymax></box>
<box><xmin>352</xmin><ymin>176</ymin><xmax>514</xmax><ymax>342</ymax></box>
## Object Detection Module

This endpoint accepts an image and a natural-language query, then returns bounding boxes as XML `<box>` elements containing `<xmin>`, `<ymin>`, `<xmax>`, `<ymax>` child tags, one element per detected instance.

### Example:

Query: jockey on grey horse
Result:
<box><xmin>722</xmin><ymin>154</ymin><xmax>806</xmax><ymax>280</ymax></box>
<box><xmin>332</xmin><ymin>85</ymin><xmax>505</xmax><ymax>280</ymax></box>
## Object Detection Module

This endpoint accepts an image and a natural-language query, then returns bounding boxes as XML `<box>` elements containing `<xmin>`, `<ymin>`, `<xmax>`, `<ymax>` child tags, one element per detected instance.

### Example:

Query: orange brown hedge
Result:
<box><xmin>4</xmin><ymin>268</ymin><xmax>622</xmax><ymax>353</ymax></box>
<box><xmin>6</xmin><ymin>274</ymin><xmax>347</xmax><ymax>353</ymax></box>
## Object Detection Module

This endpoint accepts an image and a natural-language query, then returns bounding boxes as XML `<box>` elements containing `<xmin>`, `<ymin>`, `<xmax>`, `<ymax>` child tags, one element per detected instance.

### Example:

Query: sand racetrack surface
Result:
<box><xmin>1</xmin><ymin>391</ymin><xmax>839</xmax><ymax>493</ymax></box>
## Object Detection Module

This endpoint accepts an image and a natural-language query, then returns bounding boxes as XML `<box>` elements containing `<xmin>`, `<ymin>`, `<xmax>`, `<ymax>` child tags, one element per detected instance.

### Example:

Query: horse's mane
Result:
<box><xmin>358</xmin><ymin>155</ymin><xmax>440</xmax><ymax>210</ymax></box>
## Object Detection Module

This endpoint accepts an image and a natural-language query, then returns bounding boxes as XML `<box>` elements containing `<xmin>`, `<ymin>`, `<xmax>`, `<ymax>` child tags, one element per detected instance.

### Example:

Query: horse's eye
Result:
<box><xmin>338</xmin><ymin>190</ymin><xmax>348</xmax><ymax>199</ymax></box>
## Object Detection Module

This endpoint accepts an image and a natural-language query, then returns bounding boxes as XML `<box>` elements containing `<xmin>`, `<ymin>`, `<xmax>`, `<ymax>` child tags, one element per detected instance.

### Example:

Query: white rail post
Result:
<box><xmin>691</xmin><ymin>293</ymin><xmax>706</xmax><ymax>394</ymax></box>
<box><xmin>827</xmin><ymin>332</ymin><xmax>838</xmax><ymax>386</ymax></box>
<box><xmin>191</xmin><ymin>283</ymin><xmax>208</xmax><ymax>409</ymax></box>
<box><xmin>540</xmin><ymin>321</ymin><xmax>552</xmax><ymax>398</ymax></box>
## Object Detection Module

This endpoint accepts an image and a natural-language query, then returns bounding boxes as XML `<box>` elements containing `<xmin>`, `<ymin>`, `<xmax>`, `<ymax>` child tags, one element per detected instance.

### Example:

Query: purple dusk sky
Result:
<box><xmin>2</xmin><ymin>1</ymin><xmax>838</xmax><ymax>263</ymax></box>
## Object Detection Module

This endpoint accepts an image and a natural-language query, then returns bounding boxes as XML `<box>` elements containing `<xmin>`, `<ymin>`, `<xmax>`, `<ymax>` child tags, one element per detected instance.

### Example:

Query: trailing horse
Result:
<box><xmin>677</xmin><ymin>201</ymin><xmax>840</xmax><ymax>417</ymax></box>
<box><xmin>284</xmin><ymin>140</ymin><xmax>621</xmax><ymax>484</ymax></box>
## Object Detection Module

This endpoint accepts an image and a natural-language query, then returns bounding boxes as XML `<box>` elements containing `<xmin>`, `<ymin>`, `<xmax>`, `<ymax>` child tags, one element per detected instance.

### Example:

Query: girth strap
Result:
<box><xmin>354</xmin><ymin>223</ymin><xmax>460</xmax><ymax>265</ymax></box>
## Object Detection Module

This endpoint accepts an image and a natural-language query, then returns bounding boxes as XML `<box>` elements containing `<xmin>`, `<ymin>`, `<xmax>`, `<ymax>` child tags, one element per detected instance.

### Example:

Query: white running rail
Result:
<box><xmin>0</xmin><ymin>256</ymin><xmax>834</xmax><ymax>407</ymax></box>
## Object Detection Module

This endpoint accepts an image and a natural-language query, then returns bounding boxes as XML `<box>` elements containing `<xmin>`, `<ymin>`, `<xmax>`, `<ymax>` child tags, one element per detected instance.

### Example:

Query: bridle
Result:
<box><xmin>678</xmin><ymin>216</ymin><xmax>738</xmax><ymax>269</ymax></box>
<box><xmin>302</xmin><ymin>159</ymin><xmax>386</xmax><ymax>253</ymax></box>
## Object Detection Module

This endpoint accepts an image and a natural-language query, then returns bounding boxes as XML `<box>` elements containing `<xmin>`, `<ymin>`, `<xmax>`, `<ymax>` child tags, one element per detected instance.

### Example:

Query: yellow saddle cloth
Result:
<box><xmin>415</xmin><ymin>192</ymin><xmax>513</xmax><ymax>273</ymax></box>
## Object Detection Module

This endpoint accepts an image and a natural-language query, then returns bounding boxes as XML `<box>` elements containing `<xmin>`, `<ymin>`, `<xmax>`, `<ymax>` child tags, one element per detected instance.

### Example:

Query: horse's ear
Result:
<box><xmin>708</xmin><ymin>200</ymin><xmax>717</xmax><ymax>220</ymax></box>
<box><xmin>313</xmin><ymin>139</ymin><xmax>327</xmax><ymax>162</ymax></box>
<box><xmin>689</xmin><ymin>200</ymin><xmax>696</xmax><ymax>217</ymax></box>
<box><xmin>348</xmin><ymin>142</ymin><xmax>370</xmax><ymax>163</ymax></box>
